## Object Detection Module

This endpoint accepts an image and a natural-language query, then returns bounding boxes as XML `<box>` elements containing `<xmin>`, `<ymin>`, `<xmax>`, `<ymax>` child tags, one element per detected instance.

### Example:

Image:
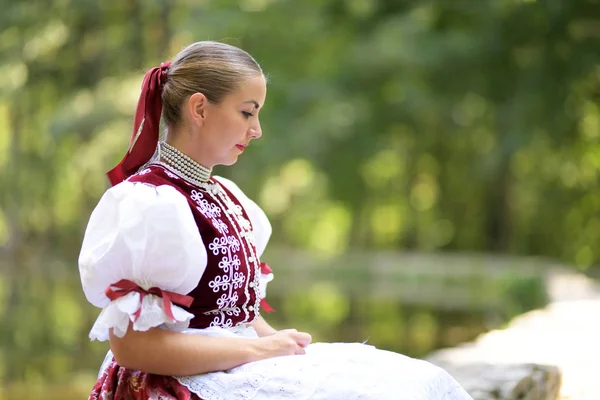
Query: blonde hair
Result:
<box><xmin>161</xmin><ymin>41</ymin><xmax>263</xmax><ymax>126</ymax></box>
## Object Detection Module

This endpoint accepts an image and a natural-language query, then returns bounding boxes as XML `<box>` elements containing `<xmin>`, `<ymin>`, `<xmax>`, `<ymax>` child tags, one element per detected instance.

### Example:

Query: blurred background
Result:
<box><xmin>1</xmin><ymin>0</ymin><xmax>600</xmax><ymax>398</ymax></box>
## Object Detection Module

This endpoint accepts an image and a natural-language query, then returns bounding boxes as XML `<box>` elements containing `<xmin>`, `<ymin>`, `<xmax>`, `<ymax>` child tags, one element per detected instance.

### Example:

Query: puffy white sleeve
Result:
<box><xmin>214</xmin><ymin>176</ymin><xmax>274</xmax><ymax>298</ymax></box>
<box><xmin>79</xmin><ymin>181</ymin><xmax>207</xmax><ymax>341</ymax></box>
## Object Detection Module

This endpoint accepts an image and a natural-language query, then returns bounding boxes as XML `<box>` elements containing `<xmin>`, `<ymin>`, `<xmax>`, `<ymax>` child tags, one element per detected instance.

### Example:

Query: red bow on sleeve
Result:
<box><xmin>105</xmin><ymin>279</ymin><xmax>193</xmax><ymax>322</ymax></box>
<box><xmin>259</xmin><ymin>263</ymin><xmax>276</xmax><ymax>313</ymax></box>
<box><xmin>259</xmin><ymin>262</ymin><xmax>273</xmax><ymax>274</ymax></box>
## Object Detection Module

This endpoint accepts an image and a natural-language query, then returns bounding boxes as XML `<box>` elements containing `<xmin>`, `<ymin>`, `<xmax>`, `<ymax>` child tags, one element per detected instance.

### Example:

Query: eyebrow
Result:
<box><xmin>243</xmin><ymin>100</ymin><xmax>260</xmax><ymax>109</ymax></box>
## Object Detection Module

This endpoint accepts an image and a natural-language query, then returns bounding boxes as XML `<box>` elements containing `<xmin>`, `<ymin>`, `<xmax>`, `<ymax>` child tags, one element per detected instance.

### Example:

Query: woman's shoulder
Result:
<box><xmin>212</xmin><ymin>175</ymin><xmax>251</xmax><ymax>202</ymax></box>
<box><xmin>98</xmin><ymin>175</ymin><xmax>188</xmax><ymax>212</ymax></box>
<box><xmin>212</xmin><ymin>174</ymin><xmax>238</xmax><ymax>189</ymax></box>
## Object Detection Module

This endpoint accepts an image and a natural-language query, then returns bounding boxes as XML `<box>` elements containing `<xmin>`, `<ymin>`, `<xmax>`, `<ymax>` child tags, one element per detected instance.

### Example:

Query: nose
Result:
<box><xmin>249</xmin><ymin>120</ymin><xmax>262</xmax><ymax>139</ymax></box>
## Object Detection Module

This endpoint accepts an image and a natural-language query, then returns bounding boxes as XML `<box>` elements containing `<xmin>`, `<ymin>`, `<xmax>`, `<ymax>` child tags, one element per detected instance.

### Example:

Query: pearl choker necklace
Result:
<box><xmin>157</xmin><ymin>142</ymin><xmax>212</xmax><ymax>184</ymax></box>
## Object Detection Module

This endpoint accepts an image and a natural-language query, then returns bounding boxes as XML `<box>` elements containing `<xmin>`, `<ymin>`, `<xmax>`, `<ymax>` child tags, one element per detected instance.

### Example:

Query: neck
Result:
<box><xmin>158</xmin><ymin>142</ymin><xmax>213</xmax><ymax>184</ymax></box>
<box><xmin>166</xmin><ymin>126</ymin><xmax>215</xmax><ymax>169</ymax></box>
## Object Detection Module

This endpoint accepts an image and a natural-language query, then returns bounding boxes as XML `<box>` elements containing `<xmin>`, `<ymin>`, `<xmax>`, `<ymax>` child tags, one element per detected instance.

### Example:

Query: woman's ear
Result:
<box><xmin>186</xmin><ymin>92</ymin><xmax>208</xmax><ymax>127</ymax></box>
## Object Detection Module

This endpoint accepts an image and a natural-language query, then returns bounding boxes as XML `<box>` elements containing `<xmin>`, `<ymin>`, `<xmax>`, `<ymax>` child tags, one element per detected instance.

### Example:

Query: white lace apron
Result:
<box><xmin>98</xmin><ymin>325</ymin><xmax>472</xmax><ymax>400</ymax></box>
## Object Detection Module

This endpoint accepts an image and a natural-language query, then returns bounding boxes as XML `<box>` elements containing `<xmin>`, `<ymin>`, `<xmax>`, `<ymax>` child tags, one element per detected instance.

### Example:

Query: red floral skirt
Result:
<box><xmin>90</xmin><ymin>358</ymin><xmax>203</xmax><ymax>400</ymax></box>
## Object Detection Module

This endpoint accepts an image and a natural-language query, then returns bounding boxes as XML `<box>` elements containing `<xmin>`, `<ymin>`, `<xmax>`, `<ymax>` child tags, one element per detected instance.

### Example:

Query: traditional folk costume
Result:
<box><xmin>79</xmin><ymin>63</ymin><xmax>473</xmax><ymax>400</ymax></box>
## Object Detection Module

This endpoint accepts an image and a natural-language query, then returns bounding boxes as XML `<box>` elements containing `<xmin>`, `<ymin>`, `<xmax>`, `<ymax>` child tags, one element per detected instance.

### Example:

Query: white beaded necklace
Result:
<box><xmin>155</xmin><ymin>141</ymin><xmax>212</xmax><ymax>184</ymax></box>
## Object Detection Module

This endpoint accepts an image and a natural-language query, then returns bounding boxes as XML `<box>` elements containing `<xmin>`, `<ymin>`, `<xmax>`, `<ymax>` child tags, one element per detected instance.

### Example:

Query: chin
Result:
<box><xmin>219</xmin><ymin>156</ymin><xmax>239</xmax><ymax>167</ymax></box>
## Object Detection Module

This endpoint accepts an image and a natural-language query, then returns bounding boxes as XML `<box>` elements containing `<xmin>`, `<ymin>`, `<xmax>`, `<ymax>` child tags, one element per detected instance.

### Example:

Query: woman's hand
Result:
<box><xmin>256</xmin><ymin>329</ymin><xmax>312</xmax><ymax>357</ymax></box>
<box><xmin>251</xmin><ymin>315</ymin><xmax>278</xmax><ymax>337</ymax></box>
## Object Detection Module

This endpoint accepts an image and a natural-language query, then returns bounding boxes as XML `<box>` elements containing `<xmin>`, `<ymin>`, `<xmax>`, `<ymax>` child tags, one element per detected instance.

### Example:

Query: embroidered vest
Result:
<box><xmin>128</xmin><ymin>165</ymin><xmax>261</xmax><ymax>329</ymax></box>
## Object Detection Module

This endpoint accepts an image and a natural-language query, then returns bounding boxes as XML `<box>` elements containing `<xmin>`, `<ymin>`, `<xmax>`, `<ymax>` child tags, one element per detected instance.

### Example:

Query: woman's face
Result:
<box><xmin>200</xmin><ymin>74</ymin><xmax>267</xmax><ymax>167</ymax></box>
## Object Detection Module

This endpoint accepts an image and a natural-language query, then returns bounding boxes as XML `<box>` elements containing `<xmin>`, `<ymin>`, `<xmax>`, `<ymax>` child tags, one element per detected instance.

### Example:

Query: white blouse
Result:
<box><xmin>79</xmin><ymin>177</ymin><xmax>273</xmax><ymax>341</ymax></box>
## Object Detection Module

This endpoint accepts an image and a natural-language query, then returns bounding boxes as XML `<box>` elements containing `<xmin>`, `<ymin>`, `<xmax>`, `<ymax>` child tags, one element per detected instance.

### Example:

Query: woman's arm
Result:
<box><xmin>109</xmin><ymin>324</ymin><xmax>311</xmax><ymax>376</ymax></box>
<box><xmin>251</xmin><ymin>315</ymin><xmax>278</xmax><ymax>337</ymax></box>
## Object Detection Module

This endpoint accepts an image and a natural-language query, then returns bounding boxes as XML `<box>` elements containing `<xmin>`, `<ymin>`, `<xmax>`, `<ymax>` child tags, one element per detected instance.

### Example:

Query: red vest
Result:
<box><xmin>128</xmin><ymin>164</ymin><xmax>261</xmax><ymax>329</ymax></box>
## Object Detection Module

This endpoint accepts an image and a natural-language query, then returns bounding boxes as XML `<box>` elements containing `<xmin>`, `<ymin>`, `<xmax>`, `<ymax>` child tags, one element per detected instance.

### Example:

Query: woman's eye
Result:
<box><xmin>242</xmin><ymin>111</ymin><xmax>253</xmax><ymax>118</ymax></box>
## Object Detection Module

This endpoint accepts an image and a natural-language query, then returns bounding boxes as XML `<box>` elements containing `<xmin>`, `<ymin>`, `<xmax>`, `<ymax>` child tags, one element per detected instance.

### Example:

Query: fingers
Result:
<box><xmin>267</xmin><ymin>329</ymin><xmax>311</xmax><ymax>357</ymax></box>
<box><xmin>279</xmin><ymin>328</ymin><xmax>298</xmax><ymax>334</ymax></box>
<box><xmin>278</xmin><ymin>329</ymin><xmax>312</xmax><ymax>347</ymax></box>
<box><xmin>292</xmin><ymin>332</ymin><xmax>312</xmax><ymax>348</ymax></box>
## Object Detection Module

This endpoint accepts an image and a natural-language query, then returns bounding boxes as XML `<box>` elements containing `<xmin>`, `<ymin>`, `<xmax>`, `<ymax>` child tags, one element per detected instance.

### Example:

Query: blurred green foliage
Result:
<box><xmin>1</xmin><ymin>0</ymin><xmax>599</xmax><ymax>396</ymax></box>
<box><xmin>2</xmin><ymin>0</ymin><xmax>600</xmax><ymax>265</ymax></box>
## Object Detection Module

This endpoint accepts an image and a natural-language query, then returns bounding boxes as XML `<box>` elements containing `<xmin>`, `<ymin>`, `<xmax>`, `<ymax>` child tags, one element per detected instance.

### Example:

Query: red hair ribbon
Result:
<box><xmin>105</xmin><ymin>278</ymin><xmax>193</xmax><ymax>322</ymax></box>
<box><xmin>106</xmin><ymin>61</ymin><xmax>171</xmax><ymax>186</ymax></box>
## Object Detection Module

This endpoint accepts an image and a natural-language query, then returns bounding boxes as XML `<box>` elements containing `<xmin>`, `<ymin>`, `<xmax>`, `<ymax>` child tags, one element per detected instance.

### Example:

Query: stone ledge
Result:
<box><xmin>426</xmin><ymin>300</ymin><xmax>600</xmax><ymax>399</ymax></box>
<box><xmin>423</xmin><ymin>269</ymin><xmax>600</xmax><ymax>399</ymax></box>
<box><xmin>427</xmin><ymin>359</ymin><xmax>561</xmax><ymax>400</ymax></box>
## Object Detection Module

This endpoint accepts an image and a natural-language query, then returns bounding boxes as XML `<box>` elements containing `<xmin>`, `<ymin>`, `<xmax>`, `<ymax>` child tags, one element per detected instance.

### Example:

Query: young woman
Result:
<box><xmin>79</xmin><ymin>41</ymin><xmax>472</xmax><ymax>400</ymax></box>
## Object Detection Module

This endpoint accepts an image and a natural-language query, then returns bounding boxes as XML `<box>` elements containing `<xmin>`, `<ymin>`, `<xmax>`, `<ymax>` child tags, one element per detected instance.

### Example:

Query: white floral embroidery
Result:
<box><xmin>214</xmin><ymin>219</ymin><xmax>228</xmax><ymax>234</ymax></box>
<box><xmin>188</xmin><ymin>189</ymin><xmax>249</xmax><ymax>327</ymax></box>
<box><xmin>139</xmin><ymin>168</ymin><xmax>151</xmax><ymax>175</ymax></box>
<box><xmin>191</xmin><ymin>190</ymin><xmax>229</xmax><ymax>235</ymax></box>
<box><xmin>240</xmin><ymin>230</ymin><xmax>256</xmax><ymax>247</ymax></box>
<box><xmin>211</xmin><ymin>180</ymin><xmax>263</xmax><ymax>321</ymax></box>
<box><xmin>205</xmin><ymin>235</ymin><xmax>244</xmax><ymax>326</ymax></box>
<box><xmin>223</xmin><ymin>195</ymin><xmax>243</xmax><ymax>215</ymax></box>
